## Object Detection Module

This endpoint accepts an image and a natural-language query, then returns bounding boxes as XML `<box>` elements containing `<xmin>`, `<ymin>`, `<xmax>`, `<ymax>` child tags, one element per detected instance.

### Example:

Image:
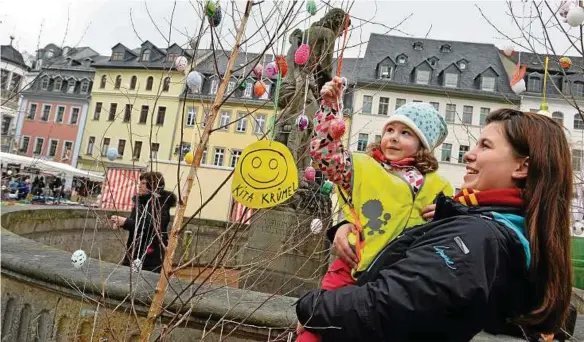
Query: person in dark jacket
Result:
<box><xmin>110</xmin><ymin>172</ymin><xmax>177</xmax><ymax>273</ymax></box>
<box><xmin>296</xmin><ymin>108</ymin><xmax>575</xmax><ymax>341</ymax></box>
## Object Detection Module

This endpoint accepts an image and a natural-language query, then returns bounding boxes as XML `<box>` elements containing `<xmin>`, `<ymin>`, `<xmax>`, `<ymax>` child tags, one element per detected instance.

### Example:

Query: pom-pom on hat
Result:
<box><xmin>383</xmin><ymin>102</ymin><xmax>448</xmax><ymax>151</ymax></box>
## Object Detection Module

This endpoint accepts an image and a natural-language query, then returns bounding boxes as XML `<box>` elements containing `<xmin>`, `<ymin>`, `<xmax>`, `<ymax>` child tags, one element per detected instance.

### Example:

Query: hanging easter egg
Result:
<box><xmin>184</xmin><ymin>151</ymin><xmax>195</xmax><ymax>165</ymax></box>
<box><xmin>206</xmin><ymin>0</ymin><xmax>217</xmax><ymax>17</ymax></box>
<box><xmin>210</xmin><ymin>4</ymin><xmax>222</xmax><ymax>27</ymax></box>
<box><xmin>106</xmin><ymin>147</ymin><xmax>118</xmax><ymax>161</ymax></box>
<box><xmin>304</xmin><ymin>166</ymin><xmax>316</xmax><ymax>182</ymax></box>
<box><xmin>71</xmin><ymin>249</ymin><xmax>87</xmax><ymax>269</ymax></box>
<box><xmin>7</xmin><ymin>170</ymin><xmax>12</xmax><ymax>176</ymax></box>
<box><xmin>276</xmin><ymin>55</ymin><xmax>288</xmax><ymax>77</ymax></box>
<box><xmin>238</xmin><ymin>81</ymin><xmax>247</xmax><ymax>90</ymax></box>
<box><xmin>502</xmin><ymin>44</ymin><xmax>515</xmax><ymax>57</ymax></box>
<box><xmin>560</xmin><ymin>56</ymin><xmax>573</xmax><ymax>69</ymax></box>
<box><xmin>186</xmin><ymin>71</ymin><xmax>203</xmax><ymax>91</ymax></box>
<box><xmin>329</xmin><ymin>118</ymin><xmax>346</xmax><ymax>140</ymax></box>
<box><xmin>537</xmin><ymin>103</ymin><xmax>550</xmax><ymax>116</ymax></box>
<box><xmin>265</xmin><ymin>62</ymin><xmax>278</xmax><ymax>79</ymax></box>
<box><xmin>567</xmin><ymin>7</ymin><xmax>584</xmax><ymax>27</ymax></box>
<box><xmin>310</xmin><ymin>218</ymin><xmax>323</xmax><ymax>234</ymax></box>
<box><xmin>511</xmin><ymin>79</ymin><xmax>526</xmax><ymax>95</ymax></box>
<box><xmin>253</xmin><ymin>64</ymin><xmax>263</xmax><ymax>78</ymax></box>
<box><xmin>320</xmin><ymin>180</ymin><xmax>334</xmax><ymax>195</ymax></box>
<box><xmin>131</xmin><ymin>259</ymin><xmax>142</xmax><ymax>273</ymax></box>
<box><xmin>295</xmin><ymin>43</ymin><xmax>310</xmax><ymax>65</ymax></box>
<box><xmin>296</xmin><ymin>114</ymin><xmax>309</xmax><ymax>131</ymax></box>
<box><xmin>254</xmin><ymin>80</ymin><xmax>267</xmax><ymax>97</ymax></box>
<box><xmin>174</xmin><ymin>56</ymin><xmax>189</xmax><ymax>72</ymax></box>
<box><xmin>306</xmin><ymin>0</ymin><xmax>318</xmax><ymax>16</ymax></box>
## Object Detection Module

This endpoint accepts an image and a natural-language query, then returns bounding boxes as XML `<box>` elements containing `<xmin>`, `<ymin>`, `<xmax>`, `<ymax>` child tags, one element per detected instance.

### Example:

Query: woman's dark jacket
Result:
<box><xmin>122</xmin><ymin>190</ymin><xmax>177</xmax><ymax>272</ymax></box>
<box><xmin>296</xmin><ymin>194</ymin><xmax>547</xmax><ymax>342</ymax></box>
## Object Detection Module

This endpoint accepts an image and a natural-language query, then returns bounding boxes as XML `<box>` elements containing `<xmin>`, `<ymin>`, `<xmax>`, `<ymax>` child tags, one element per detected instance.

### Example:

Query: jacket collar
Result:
<box><xmin>434</xmin><ymin>193</ymin><xmax>523</xmax><ymax>221</ymax></box>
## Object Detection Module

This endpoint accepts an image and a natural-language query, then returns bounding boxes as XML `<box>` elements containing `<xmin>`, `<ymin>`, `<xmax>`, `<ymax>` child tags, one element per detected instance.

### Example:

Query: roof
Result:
<box><xmin>353</xmin><ymin>33</ymin><xmax>519</xmax><ymax>100</ymax></box>
<box><xmin>1</xmin><ymin>45</ymin><xmax>28</xmax><ymax>69</ymax></box>
<box><xmin>503</xmin><ymin>50</ymin><xmax>584</xmax><ymax>73</ymax></box>
<box><xmin>195</xmin><ymin>50</ymin><xmax>276</xmax><ymax>77</ymax></box>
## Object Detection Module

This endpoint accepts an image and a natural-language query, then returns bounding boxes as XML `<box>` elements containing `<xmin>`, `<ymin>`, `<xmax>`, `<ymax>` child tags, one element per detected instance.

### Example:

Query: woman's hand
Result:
<box><xmin>421</xmin><ymin>204</ymin><xmax>436</xmax><ymax>221</ymax></box>
<box><xmin>320</xmin><ymin>76</ymin><xmax>343</xmax><ymax>104</ymax></box>
<box><xmin>296</xmin><ymin>322</ymin><xmax>305</xmax><ymax>335</ymax></box>
<box><xmin>110</xmin><ymin>215</ymin><xmax>126</xmax><ymax>228</ymax></box>
<box><xmin>333</xmin><ymin>223</ymin><xmax>358</xmax><ymax>268</ymax></box>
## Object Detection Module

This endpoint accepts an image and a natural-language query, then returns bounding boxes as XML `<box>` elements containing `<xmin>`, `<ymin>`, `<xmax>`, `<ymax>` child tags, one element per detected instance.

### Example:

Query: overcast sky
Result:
<box><xmin>0</xmin><ymin>0</ymin><xmax>580</xmax><ymax>59</ymax></box>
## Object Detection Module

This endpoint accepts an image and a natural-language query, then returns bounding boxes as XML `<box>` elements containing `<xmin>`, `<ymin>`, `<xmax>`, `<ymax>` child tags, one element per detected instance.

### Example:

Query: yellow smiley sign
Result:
<box><xmin>232</xmin><ymin>140</ymin><xmax>298</xmax><ymax>209</ymax></box>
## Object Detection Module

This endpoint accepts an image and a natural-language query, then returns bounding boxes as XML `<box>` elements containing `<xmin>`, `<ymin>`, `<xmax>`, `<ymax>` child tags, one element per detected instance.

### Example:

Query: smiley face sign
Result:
<box><xmin>232</xmin><ymin>140</ymin><xmax>298</xmax><ymax>209</ymax></box>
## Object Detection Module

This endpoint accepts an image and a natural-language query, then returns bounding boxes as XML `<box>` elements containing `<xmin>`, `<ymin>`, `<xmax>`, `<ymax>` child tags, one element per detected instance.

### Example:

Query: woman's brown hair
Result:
<box><xmin>487</xmin><ymin>109</ymin><xmax>573</xmax><ymax>333</ymax></box>
<box><xmin>365</xmin><ymin>142</ymin><xmax>439</xmax><ymax>174</ymax></box>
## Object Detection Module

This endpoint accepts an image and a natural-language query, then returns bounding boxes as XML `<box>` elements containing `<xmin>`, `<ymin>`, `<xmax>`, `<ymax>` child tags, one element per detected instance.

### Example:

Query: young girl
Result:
<box><xmin>297</xmin><ymin>77</ymin><xmax>453</xmax><ymax>342</ymax></box>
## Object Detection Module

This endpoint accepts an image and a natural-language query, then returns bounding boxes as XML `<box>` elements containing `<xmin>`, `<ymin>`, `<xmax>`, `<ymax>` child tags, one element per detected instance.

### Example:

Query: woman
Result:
<box><xmin>296</xmin><ymin>107</ymin><xmax>574</xmax><ymax>341</ymax></box>
<box><xmin>110</xmin><ymin>172</ymin><xmax>177</xmax><ymax>273</ymax></box>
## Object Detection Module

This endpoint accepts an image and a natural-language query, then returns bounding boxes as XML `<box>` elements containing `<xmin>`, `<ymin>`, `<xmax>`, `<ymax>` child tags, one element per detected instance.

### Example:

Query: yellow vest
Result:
<box><xmin>340</xmin><ymin>153</ymin><xmax>453</xmax><ymax>276</ymax></box>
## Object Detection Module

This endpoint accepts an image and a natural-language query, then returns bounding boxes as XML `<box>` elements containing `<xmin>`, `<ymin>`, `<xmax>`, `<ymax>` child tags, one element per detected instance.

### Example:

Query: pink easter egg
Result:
<box><xmin>296</xmin><ymin>114</ymin><xmax>309</xmax><ymax>131</ymax></box>
<box><xmin>265</xmin><ymin>62</ymin><xmax>278</xmax><ymax>79</ymax></box>
<box><xmin>295</xmin><ymin>43</ymin><xmax>310</xmax><ymax>65</ymax></box>
<box><xmin>304</xmin><ymin>166</ymin><xmax>316</xmax><ymax>182</ymax></box>
<box><xmin>329</xmin><ymin>118</ymin><xmax>346</xmax><ymax>140</ymax></box>
<box><xmin>253</xmin><ymin>64</ymin><xmax>263</xmax><ymax>78</ymax></box>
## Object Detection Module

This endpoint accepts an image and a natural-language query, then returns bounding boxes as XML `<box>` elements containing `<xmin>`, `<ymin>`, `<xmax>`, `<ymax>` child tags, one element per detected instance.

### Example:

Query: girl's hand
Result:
<box><xmin>110</xmin><ymin>215</ymin><xmax>126</xmax><ymax>228</ymax></box>
<box><xmin>421</xmin><ymin>204</ymin><xmax>436</xmax><ymax>221</ymax></box>
<box><xmin>333</xmin><ymin>223</ymin><xmax>358</xmax><ymax>268</ymax></box>
<box><xmin>296</xmin><ymin>322</ymin><xmax>305</xmax><ymax>335</ymax></box>
<box><xmin>320</xmin><ymin>76</ymin><xmax>343</xmax><ymax>104</ymax></box>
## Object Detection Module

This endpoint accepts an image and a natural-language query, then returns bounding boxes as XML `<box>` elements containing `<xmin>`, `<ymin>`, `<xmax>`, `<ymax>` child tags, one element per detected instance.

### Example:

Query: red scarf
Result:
<box><xmin>371</xmin><ymin>147</ymin><xmax>415</xmax><ymax>167</ymax></box>
<box><xmin>453</xmin><ymin>188</ymin><xmax>524</xmax><ymax>208</ymax></box>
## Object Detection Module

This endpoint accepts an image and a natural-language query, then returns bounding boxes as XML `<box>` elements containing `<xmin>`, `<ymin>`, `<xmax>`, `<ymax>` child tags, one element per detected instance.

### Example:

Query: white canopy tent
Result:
<box><xmin>1</xmin><ymin>152</ymin><xmax>105</xmax><ymax>182</ymax></box>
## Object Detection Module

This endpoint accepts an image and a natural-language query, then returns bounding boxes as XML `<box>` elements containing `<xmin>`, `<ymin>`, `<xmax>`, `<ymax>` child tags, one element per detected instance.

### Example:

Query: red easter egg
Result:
<box><xmin>304</xmin><ymin>166</ymin><xmax>316</xmax><ymax>181</ymax></box>
<box><xmin>276</xmin><ymin>55</ymin><xmax>288</xmax><ymax>77</ymax></box>
<box><xmin>329</xmin><ymin>118</ymin><xmax>346</xmax><ymax>140</ymax></box>
<box><xmin>254</xmin><ymin>81</ymin><xmax>266</xmax><ymax>97</ymax></box>
<box><xmin>295</xmin><ymin>43</ymin><xmax>310</xmax><ymax>65</ymax></box>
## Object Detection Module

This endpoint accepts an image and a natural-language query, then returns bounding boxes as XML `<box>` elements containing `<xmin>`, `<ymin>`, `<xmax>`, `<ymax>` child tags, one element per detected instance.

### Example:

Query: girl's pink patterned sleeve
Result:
<box><xmin>309</xmin><ymin>103</ymin><xmax>352</xmax><ymax>194</ymax></box>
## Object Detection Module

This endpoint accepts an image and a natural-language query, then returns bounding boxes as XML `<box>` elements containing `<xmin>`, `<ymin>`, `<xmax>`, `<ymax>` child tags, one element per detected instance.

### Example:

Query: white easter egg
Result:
<box><xmin>310</xmin><ymin>218</ymin><xmax>323</xmax><ymax>234</ymax></box>
<box><xmin>71</xmin><ymin>249</ymin><xmax>87</xmax><ymax>269</ymax></box>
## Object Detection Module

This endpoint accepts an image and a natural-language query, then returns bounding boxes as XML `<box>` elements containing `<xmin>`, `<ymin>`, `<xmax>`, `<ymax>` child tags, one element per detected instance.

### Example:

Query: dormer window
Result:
<box><xmin>45</xmin><ymin>50</ymin><xmax>54</xmax><ymax>59</ymax></box>
<box><xmin>413</xmin><ymin>42</ymin><xmax>423</xmax><ymax>51</ymax></box>
<box><xmin>459</xmin><ymin>61</ymin><xmax>467</xmax><ymax>70</ymax></box>
<box><xmin>80</xmin><ymin>81</ymin><xmax>90</xmax><ymax>94</ymax></box>
<box><xmin>440</xmin><ymin>44</ymin><xmax>451</xmax><ymax>53</ymax></box>
<box><xmin>397</xmin><ymin>55</ymin><xmax>407</xmax><ymax>64</ymax></box>
<box><xmin>167</xmin><ymin>53</ymin><xmax>178</xmax><ymax>62</ymax></box>
<box><xmin>67</xmin><ymin>79</ymin><xmax>76</xmax><ymax>93</ymax></box>
<box><xmin>40</xmin><ymin>76</ymin><xmax>49</xmax><ymax>90</ymax></box>
<box><xmin>428</xmin><ymin>57</ymin><xmax>439</xmax><ymax>67</ymax></box>
<box><xmin>416</xmin><ymin>70</ymin><xmax>430</xmax><ymax>84</ymax></box>
<box><xmin>53</xmin><ymin>78</ymin><xmax>62</xmax><ymax>92</ymax></box>
<box><xmin>378</xmin><ymin>65</ymin><xmax>392</xmax><ymax>79</ymax></box>
<box><xmin>481</xmin><ymin>76</ymin><xmax>496</xmax><ymax>91</ymax></box>
<box><xmin>444</xmin><ymin>73</ymin><xmax>458</xmax><ymax>88</ymax></box>
<box><xmin>141</xmin><ymin>49</ymin><xmax>151</xmax><ymax>62</ymax></box>
<box><xmin>111</xmin><ymin>52</ymin><xmax>123</xmax><ymax>61</ymax></box>
<box><xmin>528</xmin><ymin>74</ymin><xmax>542</xmax><ymax>92</ymax></box>
<box><xmin>210</xmin><ymin>78</ymin><xmax>219</xmax><ymax>95</ymax></box>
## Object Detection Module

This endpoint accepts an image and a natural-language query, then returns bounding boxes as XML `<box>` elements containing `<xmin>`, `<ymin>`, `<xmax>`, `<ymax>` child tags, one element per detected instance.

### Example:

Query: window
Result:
<box><xmin>397</xmin><ymin>55</ymin><xmax>407</xmax><ymax>64</ymax></box>
<box><xmin>111</xmin><ymin>52</ymin><xmax>123</xmax><ymax>61</ymax></box>
<box><xmin>139</xmin><ymin>105</ymin><xmax>149</xmax><ymax>124</ymax></box>
<box><xmin>1</xmin><ymin>116</ymin><xmax>10</xmax><ymax>135</ymax></box>
<box><xmin>141</xmin><ymin>49</ymin><xmax>151</xmax><ymax>61</ymax></box>
<box><xmin>86</xmin><ymin>136</ymin><xmax>95</xmax><ymax>154</ymax></box>
<box><xmin>156</xmin><ymin>106</ymin><xmax>166</xmax><ymax>125</ymax></box>
<box><xmin>80</xmin><ymin>81</ymin><xmax>89</xmax><ymax>94</ymax></box>
<box><xmin>0</xmin><ymin>69</ymin><xmax>8</xmax><ymax>89</ymax></box>
<box><xmin>440</xmin><ymin>44</ymin><xmax>451</xmax><ymax>53</ymax></box>
<box><xmin>67</xmin><ymin>79</ymin><xmax>76</xmax><ymax>93</ymax></box>
<box><xmin>219</xmin><ymin>111</ymin><xmax>230</xmax><ymax>130</ymax></box>
<box><xmin>441</xmin><ymin>143</ymin><xmax>452</xmax><ymax>162</ymax></box>
<box><xmin>33</xmin><ymin>138</ymin><xmax>44</xmax><ymax>155</ymax></box>
<box><xmin>481</xmin><ymin>76</ymin><xmax>496</xmax><ymax>91</ymax></box>
<box><xmin>413</xmin><ymin>42</ymin><xmax>423</xmax><ymax>50</ymax></box>
<box><xmin>108</xmin><ymin>103</ymin><xmax>117</xmax><ymax>121</ymax></box>
<box><xmin>55</xmin><ymin>106</ymin><xmax>65</xmax><ymax>123</ymax></box>
<box><xmin>528</xmin><ymin>76</ymin><xmax>542</xmax><ymax>92</ymax></box>
<box><xmin>121</xmin><ymin>104</ymin><xmax>131</xmax><ymax>123</ymax></box>
<box><xmin>133</xmin><ymin>141</ymin><xmax>142</xmax><ymax>160</ymax></box>
<box><xmin>552</xmin><ymin>111</ymin><xmax>564</xmax><ymax>126</ymax></box>
<box><xmin>101</xmin><ymin>138</ymin><xmax>110</xmax><ymax>156</ymax></box>
<box><xmin>479</xmin><ymin>107</ymin><xmax>490</xmax><ymax>126</ymax></box>
<box><xmin>395</xmin><ymin>98</ymin><xmax>406</xmax><ymax>110</ymax></box>
<box><xmin>27</xmin><ymin>103</ymin><xmax>37</xmax><ymax>120</ymax></box>
<box><xmin>374</xmin><ymin>135</ymin><xmax>382</xmax><ymax>145</ymax></box>
<box><xmin>462</xmin><ymin>106</ymin><xmax>473</xmax><ymax>125</ymax></box>
<box><xmin>227</xmin><ymin>81</ymin><xmax>235</xmax><ymax>93</ymax></box>
<box><xmin>445</xmin><ymin>104</ymin><xmax>456</xmax><ymax>123</ymax></box>
<box><xmin>254</xmin><ymin>115</ymin><xmax>266</xmax><ymax>134</ymax></box>
<box><xmin>230</xmin><ymin>150</ymin><xmax>242</xmax><ymax>168</ymax></box>
<box><xmin>167</xmin><ymin>53</ymin><xmax>177</xmax><ymax>62</ymax></box>
<box><xmin>459</xmin><ymin>62</ymin><xmax>467</xmax><ymax>70</ymax></box>
<box><xmin>458</xmin><ymin>145</ymin><xmax>469</xmax><ymax>164</ymax></box>
<box><xmin>146</xmin><ymin>76</ymin><xmax>154</xmax><ymax>91</ymax></box>
<box><xmin>416</xmin><ymin>70</ymin><xmax>430</xmax><ymax>84</ymax></box>
<box><xmin>62</xmin><ymin>141</ymin><xmax>72</xmax><ymax>160</ymax></box>
<box><xmin>20</xmin><ymin>136</ymin><xmax>30</xmax><ymax>153</ymax></box>
<box><xmin>362</xmin><ymin>95</ymin><xmax>373</xmax><ymax>114</ymax></box>
<box><xmin>236</xmin><ymin>112</ymin><xmax>247</xmax><ymax>132</ymax></box>
<box><xmin>378</xmin><ymin>97</ymin><xmax>389</xmax><ymax>115</ymax></box>
<box><xmin>213</xmin><ymin>147</ymin><xmax>225</xmax><ymax>166</ymax></box>
<box><xmin>260</xmin><ymin>83</ymin><xmax>271</xmax><ymax>100</ymax></box>
<box><xmin>186</xmin><ymin>107</ymin><xmax>197</xmax><ymax>126</ymax></box>
<box><xmin>210</xmin><ymin>79</ymin><xmax>219</xmax><ymax>94</ymax></box>
<box><xmin>357</xmin><ymin>133</ymin><xmax>369</xmax><ymax>152</ymax></box>
<box><xmin>573</xmin><ymin>82</ymin><xmax>584</xmax><ymax>97</ymax></box>
<box><xmin>53</xmin><ymin>78</ymin><xmax>62</xmax><ymax>92</ymax></box>
<box><xmin>41</xmin><ymin>105</ymin><xmax>51</xmax><ymax>121</ymax></box>
<box><xmin>9</xmin><ymin>74</ymin><xmax>21</xmax><ymax>92</ymax></box>
<box><xmin>114</xmin><ymin>75</ymin><xmax>122</xmax><ymax>89</ymax></box>
<box><xmin>41</xmin><ymin>77</ymin><xmax>49</xmax><ymax>90</ymax></box>
<box><xmin>151</xmin><ymin>143</ymin><xmax>160</xmax><ymax>159</ymax></box>
<box><xmin>201</xmin><ymin>111</ymin><xmax>209</xmax><ymax>128</ymax></box>
<box><xmin>444</xmin><ymin>73</ymin><xmax>458</xmax><ymax>88</ymax></box>
<box><xmin>129</xmin><ymin>76</ymin><xmax>137</xmax><ymax>90</ymax></box>
<box><xmin>162</xmin><ymin>77</ymin><xmax>170</xmax><ymax>92</ymax></box>
<box><xmin>430</xmin><ymin>102</ymin><xmax>440</xmax><ymax>111</ymax></box>
<box><xmin>94</xmin><ymin>102</ymin><xmax>102</xmax><ymax>120</ymax></box>
<box><xmin>48</xmin><ymin>140</ymin><xmax>59</xmax><ymax>157</ymax></box>
<box><xmin>378</xmin><ymin>65</ymin><xmax>392</xmax><ymax>79</ymax></box>
<box><xmin>244</xmin><ymin>82</ymin><xmax>253</xmax><ymax>98</ymax></box>
<box><xmin>573</xmin><ymin>149</ymin><xmax>583</xmax><ymax>170</ymax></box>
<box><xmin>202</xmin><ymin>147</ymin><xmax>208</xmax><ymax>164</ymax></box>
<box><xmin>100</xmin><ymin>75</ymin><xmax>107</xmax><ymax>89</ymax></box>
<box><xmin>575</xmin><ymin>113</ymin><xmax>584</xmax><ymax>130</ymax></box>
<box><xmin>117</xmin><ymin>139</ymin><xmax>126</xmax><ymax>157</ymax></box>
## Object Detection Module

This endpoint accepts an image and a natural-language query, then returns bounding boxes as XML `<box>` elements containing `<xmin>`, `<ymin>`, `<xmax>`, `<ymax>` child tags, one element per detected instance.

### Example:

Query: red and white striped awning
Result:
<box><xmin>230</xmin><ymin>199</ymin><xmax>253</xmax><ymax>224</ymax></box>
<box><xmin>101</xmin><ymin>168</ymin><xmax>141</xmax><ymax>212</ymax></box>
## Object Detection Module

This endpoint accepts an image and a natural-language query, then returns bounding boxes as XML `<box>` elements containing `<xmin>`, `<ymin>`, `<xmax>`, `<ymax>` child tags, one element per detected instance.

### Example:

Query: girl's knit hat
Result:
<box><xmin>383</xmin><ymin>102</ymin><xmax>448</xmax><ymax>151</ymax></box>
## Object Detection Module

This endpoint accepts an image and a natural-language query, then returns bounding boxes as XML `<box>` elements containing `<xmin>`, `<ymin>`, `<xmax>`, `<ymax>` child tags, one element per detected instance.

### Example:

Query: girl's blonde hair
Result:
<box><xmin>365</xmin><ymin>142</ymin><xmax>438</xmax><ymax>174</ymax></box>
